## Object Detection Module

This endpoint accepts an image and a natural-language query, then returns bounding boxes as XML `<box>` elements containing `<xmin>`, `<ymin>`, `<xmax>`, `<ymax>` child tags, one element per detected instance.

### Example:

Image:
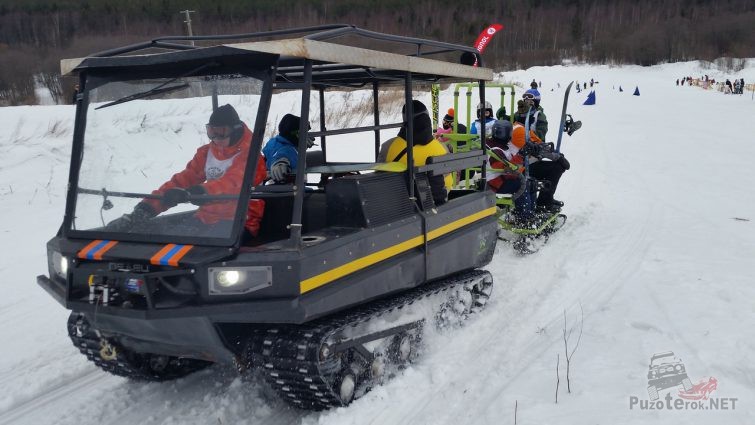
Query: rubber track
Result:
<box><xmin>67</xmin><ymin>313</ymin><xmax>209</xmax><ymax>381</ymax></box>
<box><xmin>247</xmin><ymin>269</ymin><xmax>492</xmax><ymax>410</ymax></box>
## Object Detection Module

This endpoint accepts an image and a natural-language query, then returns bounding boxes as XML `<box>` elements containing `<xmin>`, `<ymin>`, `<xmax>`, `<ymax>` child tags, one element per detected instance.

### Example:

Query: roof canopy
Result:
<box><xmin>62</xmin><ymin>25</ymin><xmax>493</xmax><ymax>87</ymax></box>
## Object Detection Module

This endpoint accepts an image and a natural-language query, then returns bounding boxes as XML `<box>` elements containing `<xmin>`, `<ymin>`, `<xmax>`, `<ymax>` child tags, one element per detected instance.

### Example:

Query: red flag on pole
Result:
<box><xmin>472</xmin><ymin>24</ymin><xmax>504</xmax><ymax>67</ymax></box>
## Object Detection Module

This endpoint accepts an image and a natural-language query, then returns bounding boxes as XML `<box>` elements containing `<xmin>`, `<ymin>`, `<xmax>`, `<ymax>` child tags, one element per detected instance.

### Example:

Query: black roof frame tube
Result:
<box><xmin>87</xmin><ymin>24</ymin><xmax>483</xmax><ymax>66</ymax></box>
<box><xmin>305</xmin><ymin>26</ymin><xmax>482</xmax><ymax>65</ymax></box>
<box><xmin>308</xmin><ymin>123</ymin><xmax>403</xmax><ymax>138</ymax></box>
<box><xmin>289</xmin><ymin>59</ymin><xmax>313</xmax><ymax>248</ymax></box>
<box><xmin>91</xmin><ymin>25</ymin><xmax>355</xmax><ymax>57</ymax></box>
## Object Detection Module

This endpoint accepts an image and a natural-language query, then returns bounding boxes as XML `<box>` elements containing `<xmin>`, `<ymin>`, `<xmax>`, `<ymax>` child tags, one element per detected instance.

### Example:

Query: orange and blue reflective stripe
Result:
<box><xmin>150</xmin><ymin>244</ymin><xmax>193</xmax><ymax>266</ymax></box>
<box><xmin>77</xmin><ymin>240</ymin><xmax>118</xmax><ymax>260</ymax></box>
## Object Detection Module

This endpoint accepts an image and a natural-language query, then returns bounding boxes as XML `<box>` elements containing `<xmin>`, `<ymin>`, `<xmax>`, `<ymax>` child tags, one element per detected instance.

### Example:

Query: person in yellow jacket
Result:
<box><xmin>378</xmin><ymin>100</ymin><xmax>451</xmax><ymax>205</ymax></box>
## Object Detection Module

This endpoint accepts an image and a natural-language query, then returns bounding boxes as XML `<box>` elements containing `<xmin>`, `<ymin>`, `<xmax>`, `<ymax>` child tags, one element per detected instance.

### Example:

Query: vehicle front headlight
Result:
<box><xmin>209</xmin><ymin>266</ymin><xmax>272</xmax><ymax>295</ymax></box>
<box><xmin>217</xmin><ymin>270</ymin><xmax>242</xmax><ymax>287</ymax></box>
<box><xmin>52</xmin><ymin>251</ymin><xmax>69</xmax><ymax>279</ymax></box>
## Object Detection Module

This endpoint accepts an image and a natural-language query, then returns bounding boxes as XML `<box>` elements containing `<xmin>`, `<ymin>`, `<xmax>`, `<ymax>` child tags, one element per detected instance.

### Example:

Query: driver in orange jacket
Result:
<box><xmin>114</xmin><ymin>104</ymin><xmax>267</xmax><ymax>237</ymax></box>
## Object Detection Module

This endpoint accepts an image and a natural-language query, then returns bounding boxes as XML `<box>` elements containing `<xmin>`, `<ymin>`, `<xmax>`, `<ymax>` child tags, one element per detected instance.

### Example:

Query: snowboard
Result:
<box><xmin>555</xmin><ymin>82</ymin><xmax>578</xmax><ymax>153</ymax></box>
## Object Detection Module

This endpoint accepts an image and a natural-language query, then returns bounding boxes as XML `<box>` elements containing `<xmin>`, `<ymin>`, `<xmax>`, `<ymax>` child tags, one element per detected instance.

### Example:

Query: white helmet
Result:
<box><xmin>476</xmin><ymin>101</ymin><xmax>493</xmax><ymax>118</ymax></box>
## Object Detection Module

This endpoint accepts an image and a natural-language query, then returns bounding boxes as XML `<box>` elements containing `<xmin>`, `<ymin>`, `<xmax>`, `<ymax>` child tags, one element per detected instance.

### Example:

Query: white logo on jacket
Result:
<box><xmin>205</xmin><ymin>150</ymin><xmax>239</xmax><ymax>180</ymax></box>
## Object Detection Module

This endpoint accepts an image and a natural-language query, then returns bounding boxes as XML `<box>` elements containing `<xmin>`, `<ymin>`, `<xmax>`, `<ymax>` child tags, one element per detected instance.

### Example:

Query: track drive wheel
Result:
<box><xmin>67</xmin><ymin>312</ymin><xmax>211</xmax><ymax>381</ymax></box>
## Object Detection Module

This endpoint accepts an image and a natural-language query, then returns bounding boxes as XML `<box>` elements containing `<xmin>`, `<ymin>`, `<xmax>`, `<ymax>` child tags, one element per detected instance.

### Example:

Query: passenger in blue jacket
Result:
<box><xmin>263</xmin><ymin>114</ymin><xmax>314</xmax><ymax>183</ymax></box>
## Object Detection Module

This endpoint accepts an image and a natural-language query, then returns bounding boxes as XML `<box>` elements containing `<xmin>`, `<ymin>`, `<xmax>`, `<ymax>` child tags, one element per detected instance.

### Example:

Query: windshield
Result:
<box><xmin>72</xmin><ymin>74</ymin><xmax>263</xmax><ymax>242</ymax></box>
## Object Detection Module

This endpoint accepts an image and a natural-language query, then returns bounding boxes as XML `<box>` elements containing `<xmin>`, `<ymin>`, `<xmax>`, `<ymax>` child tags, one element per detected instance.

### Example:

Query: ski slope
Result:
<box><xmin>1</xmin><ymin>60</ymin><xmax>754</xmax><ymax>424</ymax></box>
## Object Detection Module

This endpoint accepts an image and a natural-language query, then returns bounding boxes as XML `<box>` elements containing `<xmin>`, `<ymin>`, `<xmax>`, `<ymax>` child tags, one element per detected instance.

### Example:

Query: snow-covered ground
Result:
<box><xmin>1</xmin><ymin>59</ymin><xmax>754</xmax><ymax>425</ymax></box>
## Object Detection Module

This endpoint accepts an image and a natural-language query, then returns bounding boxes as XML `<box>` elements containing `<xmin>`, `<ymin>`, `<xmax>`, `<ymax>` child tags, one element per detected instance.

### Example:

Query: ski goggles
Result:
<box><xmin>522</xmin><ymin>93</ymin><xmax>536</xmax><ymax>100</ymax></box>
<box><xmin>205</xmin><ymin>125</ymin><xmax>232</xmax><ymax>140</ymax></box>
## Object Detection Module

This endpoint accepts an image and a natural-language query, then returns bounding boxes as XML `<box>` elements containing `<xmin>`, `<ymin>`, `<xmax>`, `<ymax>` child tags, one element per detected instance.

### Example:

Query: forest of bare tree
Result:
<box><xmin>1</xmin><ymin>0</ymin><xmax>754</xmax><ymax>105</ymax></box>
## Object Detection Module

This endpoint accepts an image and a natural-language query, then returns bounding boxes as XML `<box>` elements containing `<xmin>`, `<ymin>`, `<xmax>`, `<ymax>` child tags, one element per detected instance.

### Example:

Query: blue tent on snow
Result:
<box><xmin>583</xmin><ymin>90</ymin><xmax>596</xmax><ymax>105</ymax></box>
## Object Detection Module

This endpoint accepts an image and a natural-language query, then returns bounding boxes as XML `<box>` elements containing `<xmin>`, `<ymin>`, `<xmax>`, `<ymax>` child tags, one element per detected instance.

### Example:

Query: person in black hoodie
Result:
<box><xmin>378</xmin><ymin>100</ymin><xmax>451</xmax><ymax>205</ymax></box>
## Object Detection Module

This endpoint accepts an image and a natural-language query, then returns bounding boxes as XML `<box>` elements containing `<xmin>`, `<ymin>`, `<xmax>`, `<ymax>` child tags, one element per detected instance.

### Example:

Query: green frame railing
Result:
<box><xmin>436</xmin><ymin>82</ymin><xmax>519</xmax><ymax>187</ymax></box>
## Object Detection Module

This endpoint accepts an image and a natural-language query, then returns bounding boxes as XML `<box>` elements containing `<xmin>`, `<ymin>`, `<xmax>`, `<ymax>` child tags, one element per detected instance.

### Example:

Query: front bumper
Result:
<box><xmin>37</xmin><ymin>273</ymin><xmax>303</xmax><ymax>323</ymax></box>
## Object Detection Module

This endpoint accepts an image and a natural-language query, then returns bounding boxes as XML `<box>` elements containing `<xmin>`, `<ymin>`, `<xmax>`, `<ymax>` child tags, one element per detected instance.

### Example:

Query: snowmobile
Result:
<box><xmin>37</xmin><ymin>25</ymin><xmax>499</xmax><ymax>409</ymax></box>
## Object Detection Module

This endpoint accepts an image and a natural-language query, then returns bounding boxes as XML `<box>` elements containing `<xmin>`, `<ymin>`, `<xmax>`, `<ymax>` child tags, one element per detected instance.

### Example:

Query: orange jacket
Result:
<box><xmin>509</xmin><ymin>122</ymin><xmax>543</xmax><ymax>167</ymax></box>
<box><xmin>484</xmin><ymin>123</ymin><xmax>541</xmax><ymax>191</ymax></box>
<box><xmin>145</xmin><ymin>124</ymin><xmax>267</xmax><ymax>236</ymax></box>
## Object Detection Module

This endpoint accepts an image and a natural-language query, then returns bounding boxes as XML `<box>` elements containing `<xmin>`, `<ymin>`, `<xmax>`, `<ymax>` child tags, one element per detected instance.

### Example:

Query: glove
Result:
<box><xmin>540</xmin><ymin>151</ymin><xmax>561</xmax><ymax>162</ymax></box>
<box><xmin>558</xmin><ymin>154</ymin><xmax>571</xmax><ymax>170</ymax></box>
<box><xmin>106</xmin><ymin>202</ymin><xmax>156</xmax><ymax>232</ymax></box>
<box><xmin>186</xmin><ymin>185</ymin><xmax>208</xmax><ymax>206</ymax></box>
<box><xmin>270</xmin><ymin>158</ymin><xmax>291</xmax><ymax>183</ymax></box>
<box><xmin>520</xmin><ymin>143</ymin><xmax>541</xmax><ymax>157</ymax></box>
<box><xmin>162</xmin><ymin>188</ymin><xmax>190</xmax><ymax>208</ymax></box>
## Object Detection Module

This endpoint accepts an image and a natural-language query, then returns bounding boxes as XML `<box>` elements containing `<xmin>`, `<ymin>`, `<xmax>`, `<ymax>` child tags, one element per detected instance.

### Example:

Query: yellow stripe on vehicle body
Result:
<box><xmin>426</xmin><ymin>207</ymin><xmax>496</xmax><ymax>241</ymax></box>
<box><xmin>299</xmin><ymin>206</ymin><xmax>496</xmax><ymax>294</ymax></box>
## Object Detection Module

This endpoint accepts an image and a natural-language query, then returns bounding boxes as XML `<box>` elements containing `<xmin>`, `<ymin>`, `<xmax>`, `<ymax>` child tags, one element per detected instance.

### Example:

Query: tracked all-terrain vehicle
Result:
<box><xmin>37</xmin><ymin>25</ymin><xmax>499</xmax><ymax>408</ymax></box>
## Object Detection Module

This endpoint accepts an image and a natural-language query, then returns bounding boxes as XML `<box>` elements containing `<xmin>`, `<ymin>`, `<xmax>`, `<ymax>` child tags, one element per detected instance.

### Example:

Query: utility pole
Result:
<box><xmin>180</xmin><ymin>10</ymin><xmax>196</xmax><ymax>46</ymax></box>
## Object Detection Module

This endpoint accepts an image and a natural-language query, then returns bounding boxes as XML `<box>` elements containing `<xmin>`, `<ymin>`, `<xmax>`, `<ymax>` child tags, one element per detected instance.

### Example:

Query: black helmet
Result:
<box><xmin>279</xmin><ymin>114</ymin><xmax>315</xmax><ymax>148</ymax></box>
<box><xmin>401</xmin><ymin>100</ymin><xmax>429</xmax><ymax>122</ymax></box>
<box><xmin>208</xmin><ymin>104</ymin><xmax>244</xmax><ymax>145</ymax></box>
<box><xmin>476</xmin><ymin>101</ymin><xmax>493</xmax><ymax>119</ymax></box>
<box><xmin>490</xmin><ymin>119</ymin><xmax>512</xmax><ymax>142</ymax></box>
<box><xmin>208</xmin><ymin>104</ymin><xmax>240</xmax><ymax>127</ymax></box>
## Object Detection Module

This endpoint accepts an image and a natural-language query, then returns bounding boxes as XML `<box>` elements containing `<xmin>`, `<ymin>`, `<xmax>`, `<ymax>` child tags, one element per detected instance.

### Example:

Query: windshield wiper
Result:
<box><xmin>95</xmin><ymin>83</ymin><xmax>189</xmax><ymax>110</ymax></box>
<box><xmin>95</xmin><ymin>62</ymin><xmax>218</xmax><ymax>110</ymax></box>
